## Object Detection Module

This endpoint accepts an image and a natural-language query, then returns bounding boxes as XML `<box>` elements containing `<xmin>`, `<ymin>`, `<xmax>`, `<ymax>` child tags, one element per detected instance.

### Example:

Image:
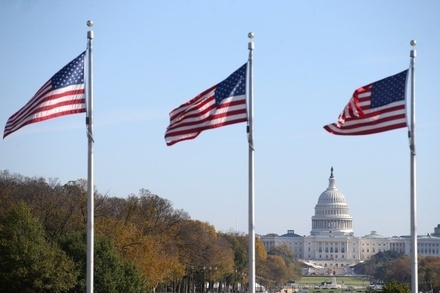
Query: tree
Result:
<box><xmin>384</xmin><ymin>257</ymin><xmax>411</xmax><ymax>284</ymax></box>
<box><xmin>104</xmin><ymin>189</ymin><xmax>189</xmax><ymax>236</ymax></box>
<box><xmin>0</xmin><ymin>202</ymin><xmax>78</xmax><ymax>293</ymax></box>
<box><xmin>419</xmin><ymin>256</ymin><xmax>440</xmax><ymax>293</ymax></box>
<box><xmin>59</xmin><ymin>231</ymin><xmax>149</xmax><ymax>293</ymax></box>
<box><xmin>97</xmin><ymin>217</ymin><xmax>179</xmax><ymax>292</ymax></box>
<box><xmin>174</xmin><ymin>220</ymin><xmax>232</xmax><ymax>293</ymax></box>
<box><xmin>221</xmin><ymin>232</ymin><xmax>249</xmax><ymax>292</ymax></box>
<box><xmin>96</xmin><ymin>190</ymin><xmax>191</xmax><ymax>293</ymax></box>
<box><xmin>0</xmin><ymin>172</ymin><xmax>88</xmax><ymax>241</ymax></box>
<box><xmin>267</xmin><ymin>245</ymin><xmax>301</xmax><ymax>282</ymax></box>
<box><xmin>264</xmin><ymin>255</ymin><xmax>289</xmax><ymax>288</ymax></box>
<box><xmin>354</xmin><ymin>250</ymin><xmax>406</xmax><ymax>282</ymax></box>
<box><xmin>0</xmin><ymin>171</ymin><xmax>300</xmax><ymax>293</ymax></box>
<box><xmin>382</xmin><ymin>280</ymin><xmax>410</xmax><ymax>293</ymax></box>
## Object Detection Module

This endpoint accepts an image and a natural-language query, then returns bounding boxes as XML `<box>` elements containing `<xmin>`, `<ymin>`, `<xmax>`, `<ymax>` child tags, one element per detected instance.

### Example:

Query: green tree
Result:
<box><xmin>382</xmin><ymin>279</ymin><xmax>410</xmax><ymax>293</ymax></box>
<box><xmin>0</xmin><ymin>202</ymin><xmax>78</xmax><ymax>293</ymax></box>
<box><xmin>222</xmin><ymin>232</ymin><xmax>248</xmax><ymax>273</ymax></box>
<box><xmin>59</xmin><ymin>231</ymin><xmax>149</xmax><ymax>293</ymax></box>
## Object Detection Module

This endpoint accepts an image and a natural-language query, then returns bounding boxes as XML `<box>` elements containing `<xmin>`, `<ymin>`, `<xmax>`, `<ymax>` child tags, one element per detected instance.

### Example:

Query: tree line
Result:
<box><xmin>354</xmin><ymin>250</ymin><xmax>440</xmax><ymax>293</ymax></box>
<box><xmin>0</xmin><ymin>170</ymin><xmax>301</xmax><ymax>293</ymax></box>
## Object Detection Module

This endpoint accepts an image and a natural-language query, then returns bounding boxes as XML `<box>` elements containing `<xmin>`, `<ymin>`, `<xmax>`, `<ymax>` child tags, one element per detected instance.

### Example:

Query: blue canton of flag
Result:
<box><xmin>215</xmin><ymin>65</ymin><xmax>247</xmax><ymax>104</ymax></box>
<box><xmin>370</xmin><ymin>70</ymin><xmax>407</xmax><ymax>108</ymax></box>
<box><xmin>52</xmin><ymin>55</ymin><xmax>85</xmax><ymax>89</ymax></box>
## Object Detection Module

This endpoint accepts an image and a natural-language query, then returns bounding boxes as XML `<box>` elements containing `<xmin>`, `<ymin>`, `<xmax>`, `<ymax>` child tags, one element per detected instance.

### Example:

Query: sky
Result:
<box><xmin>1</xmin><ymin>1</ymin><xmax>439</xmax><ymax>239</ymax></box>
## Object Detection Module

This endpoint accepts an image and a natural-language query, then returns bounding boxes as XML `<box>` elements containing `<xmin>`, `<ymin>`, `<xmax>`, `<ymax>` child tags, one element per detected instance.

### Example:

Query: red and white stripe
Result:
<box><xmin>4</xmin><ymin>82</ymin><xmax>85</xmax><ymax>138</ymax></box>
<box><xmin>165</xmin><ymin>85</ymin><xmax>247</xmax><ymax>146</ymax></box>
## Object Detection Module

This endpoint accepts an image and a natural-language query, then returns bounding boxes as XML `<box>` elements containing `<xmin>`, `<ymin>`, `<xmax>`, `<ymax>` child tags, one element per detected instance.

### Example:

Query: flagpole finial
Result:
<box><xmin>248</xmin><ymin>32</ymin><xmax>254</xmax><ymax>50</ymax></box>
<box><xmin>410</xmin><ymin>40</ymin><xmax>416</xmax><ymax>58</ymax></box>
<box><xmin>87</xmin><ymin>20</ymin><xmax>94</xmax><ymax>40</ymax></box>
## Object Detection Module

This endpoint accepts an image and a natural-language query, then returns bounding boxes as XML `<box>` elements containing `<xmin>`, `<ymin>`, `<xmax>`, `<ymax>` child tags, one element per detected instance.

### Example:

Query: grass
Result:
<box><xmin>293</xmin><ymin>276</ymin><xmax>371</xmax><ymax>293</ymax></box>
<box><xmin>299</xmin><ymin>276</ymin><xmax>370</xmax><ymax>286</ymax></box>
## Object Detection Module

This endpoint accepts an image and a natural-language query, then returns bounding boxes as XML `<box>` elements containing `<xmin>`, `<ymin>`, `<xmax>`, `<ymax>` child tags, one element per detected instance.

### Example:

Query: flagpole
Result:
<box><xmin>86</xmin><ymin>20</ymin><xmax>95</xmax><ymax>293</ymax></box>
<box><xmin>247</xmin><ymin>32</ymin><xmax>255</xmax><ymax>293</ymax></box>
<box><xmin>409</xmin><ymin>40</ymin><xmax>417</xmax><ymax>293</ymax></box>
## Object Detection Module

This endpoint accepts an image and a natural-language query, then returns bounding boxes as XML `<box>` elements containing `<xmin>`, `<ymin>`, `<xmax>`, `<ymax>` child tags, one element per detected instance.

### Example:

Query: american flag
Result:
<box><xmin>3</xmin><ymin>52</ymin><xmax>86</xmax><ymax>138</ymax></box>
<box><xmin>165</xmin><ymin>63</ymin><xmax>248</xmax><ymax>146</ymax></box>
<box><xmin>323</xmin><ymin>70</ymin><xmax>408</xmax><ymax>135</ymax></box>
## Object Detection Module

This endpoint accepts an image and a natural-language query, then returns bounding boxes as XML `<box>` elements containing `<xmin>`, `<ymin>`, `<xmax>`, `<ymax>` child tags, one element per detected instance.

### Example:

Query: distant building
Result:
<box><xmin>260</xmin><ymin>168</ymin><xmax>440</xmax><ymax>275</ymax></box>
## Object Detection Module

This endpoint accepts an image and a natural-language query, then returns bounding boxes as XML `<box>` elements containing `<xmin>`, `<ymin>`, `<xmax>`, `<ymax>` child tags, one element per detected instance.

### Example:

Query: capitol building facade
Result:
<box><xmin>260</xmin><ymin>168</ymin><xmax>440</xmax><ymax>275</ymax></box>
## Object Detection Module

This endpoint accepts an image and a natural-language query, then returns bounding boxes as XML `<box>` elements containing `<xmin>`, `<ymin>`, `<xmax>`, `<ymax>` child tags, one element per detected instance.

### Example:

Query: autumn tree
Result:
<box><xmin>96</xmin><ymin>189</ymin><xmax>190</xmax><ymax>292</ymax></box>
<box><xmin>384</xmin><ymin>257</ymin><xmax>411</xmax><ymax>284</ymax></box>
<box><xmin>174</xmin><ymin>220</ymin><xmax>231</xmax><ymax>293</ymax></box>
<box><xmin>263</xmin><ymin>255</ymin><xmax>289</xmax><ymax>289</ymax></box>
<box><xmin>103</xmin><ymin>189</ymin><xmax>189</xmax><ymax>235</ymax></box>
<box><xmin>255</xmin><ymin>236</ymin><xmax>268</xmax><ymax>284</ymax></box>
<box><xmin>354</xmin><ymin>250</ymin><xmax>406</xmax><ymax>282</ymax></box>
<box><xmin>267</xmin><ymin>245</ymin><xmax>301</xmax><ymax>282</ymax></box>
<box><xmin>418</xmin><ymin>256</ymin><xmax>440</xmax><ymax>293</ymax></box>
<box><xmin>0</xmin><ymin>171</ymin><xmax>88</xmax><ymax>241</ymax></box>
<box><xmin>96</xmin><ymin>217</ymin><xmax>179</xmax><ymax>292</ymax></box>
<box><xmin>0</xmin><ymin>170</ymin><xmax>19</xmax><ymax>215</ymax></box>
<box><xmin>0</xmin><ymin>171</ymin><xmax>300</xmax><ymax>293</ymax></box>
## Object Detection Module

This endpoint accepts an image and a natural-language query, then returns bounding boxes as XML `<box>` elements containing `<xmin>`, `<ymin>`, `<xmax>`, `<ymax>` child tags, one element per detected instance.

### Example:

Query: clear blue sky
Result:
<box><xmin>1</xmin><ymin>1</ymin><xmax>439</xmax><ymax>238</ymax></box>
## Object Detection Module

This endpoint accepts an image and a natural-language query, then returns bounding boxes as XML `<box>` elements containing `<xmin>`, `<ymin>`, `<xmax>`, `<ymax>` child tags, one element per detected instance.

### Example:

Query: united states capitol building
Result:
<box><xmin>260</xmin><ymin>168</ymin><xmax>440</xmax><ymax>275</ymax></box>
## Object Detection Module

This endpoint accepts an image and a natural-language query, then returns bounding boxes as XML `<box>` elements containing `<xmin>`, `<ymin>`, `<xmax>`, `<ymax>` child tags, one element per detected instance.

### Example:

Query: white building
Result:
<box><xmin>260</xmin><ymin>168</ymin><xmax>440</xmax><ymax>275</ymax></box>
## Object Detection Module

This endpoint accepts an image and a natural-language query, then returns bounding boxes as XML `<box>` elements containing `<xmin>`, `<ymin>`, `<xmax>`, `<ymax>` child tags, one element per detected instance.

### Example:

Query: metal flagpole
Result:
<box><xmin>86</xmin><ymin>20</ymin><xmax>95</xmax><ymax>293</ymax></box>
<box><xmin>247</xmin><ymin>32</ymin><xmax>255</xmax><ymax>293</ymax></box>
<box><xmin>409</xmin><ymin>40</ymin><xmax>417</xmax><ymax>293</ymax></box>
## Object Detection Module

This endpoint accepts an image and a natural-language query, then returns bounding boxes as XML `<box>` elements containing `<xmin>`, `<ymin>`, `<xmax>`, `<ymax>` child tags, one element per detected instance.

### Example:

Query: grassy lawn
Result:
<box><xmin>293</xmin><ymin>276</ymin><xmax>371</xmax><ymax>293</ymax></box>
<box><xmin>299</xmin><ymin>276</ymin><xmax>369</xmax><ymax>286</ymax></box>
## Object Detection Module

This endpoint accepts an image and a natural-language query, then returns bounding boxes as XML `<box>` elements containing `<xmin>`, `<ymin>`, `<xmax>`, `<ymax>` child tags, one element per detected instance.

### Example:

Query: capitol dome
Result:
<box><xmin>310</xmin><ymin>168</ymin><xmax>353</xmax><ymax>236</ymax></box>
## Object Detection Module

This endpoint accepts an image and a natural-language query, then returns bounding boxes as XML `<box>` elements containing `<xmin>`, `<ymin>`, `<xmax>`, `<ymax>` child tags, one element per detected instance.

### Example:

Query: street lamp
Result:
<box><xmin>203</xmin><ymin>267</ymin><xmax>206</xmax><ymax>293</ymax></box>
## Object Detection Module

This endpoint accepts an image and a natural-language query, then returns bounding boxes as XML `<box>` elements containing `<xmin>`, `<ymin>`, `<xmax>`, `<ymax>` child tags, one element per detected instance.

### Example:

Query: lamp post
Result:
<box><xmin>189</xmin><ymin>266</ymin><xmax>194</xmax><ymax>293</ymax></box>
<box><xmin>241</xmin><ymin>273</ymin><xmax>247</xmax><ymax>293</ymax></box>
<box><xmin>203</xmin><ymin>267</ymin><xmax>206</xmax><ymax>293</ymax></box>
<box><xmin>233</xmin><ymin>270</ymin><xmax>237</xmax><ymax>293</ymax></box>
<box><xmin>209</xmin><ymin>267</ymin><xmax>212</xmax><ymax>293</ymax></box>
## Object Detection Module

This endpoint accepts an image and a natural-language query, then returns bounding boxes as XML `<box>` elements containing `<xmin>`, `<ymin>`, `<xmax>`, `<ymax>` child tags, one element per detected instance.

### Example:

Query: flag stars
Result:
<box><xmin>370</xmin><ymin>70</ymin><xmax>407</xmax><ymax>108</ymax></box>
<box><xmin>215</xmin><ymin>64</ymin><xmax>247</xmax><ymax>104</ymax></box>
<box><xmin>52</xmin><ymin>52</ymin><xmax>85</xmax><ymax>89</ymax></box>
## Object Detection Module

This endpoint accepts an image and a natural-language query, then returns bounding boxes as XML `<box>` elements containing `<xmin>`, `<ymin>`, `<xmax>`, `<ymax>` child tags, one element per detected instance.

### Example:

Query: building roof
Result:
<box><xmin>280</xmin><ymin>230</ymin><xmax>302</xmax><ymax>237</ymax></box>
<box><xmin>362</xmin><ymin>231</ymin><xmax>386</xmax><ymax>239</ymax></box>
